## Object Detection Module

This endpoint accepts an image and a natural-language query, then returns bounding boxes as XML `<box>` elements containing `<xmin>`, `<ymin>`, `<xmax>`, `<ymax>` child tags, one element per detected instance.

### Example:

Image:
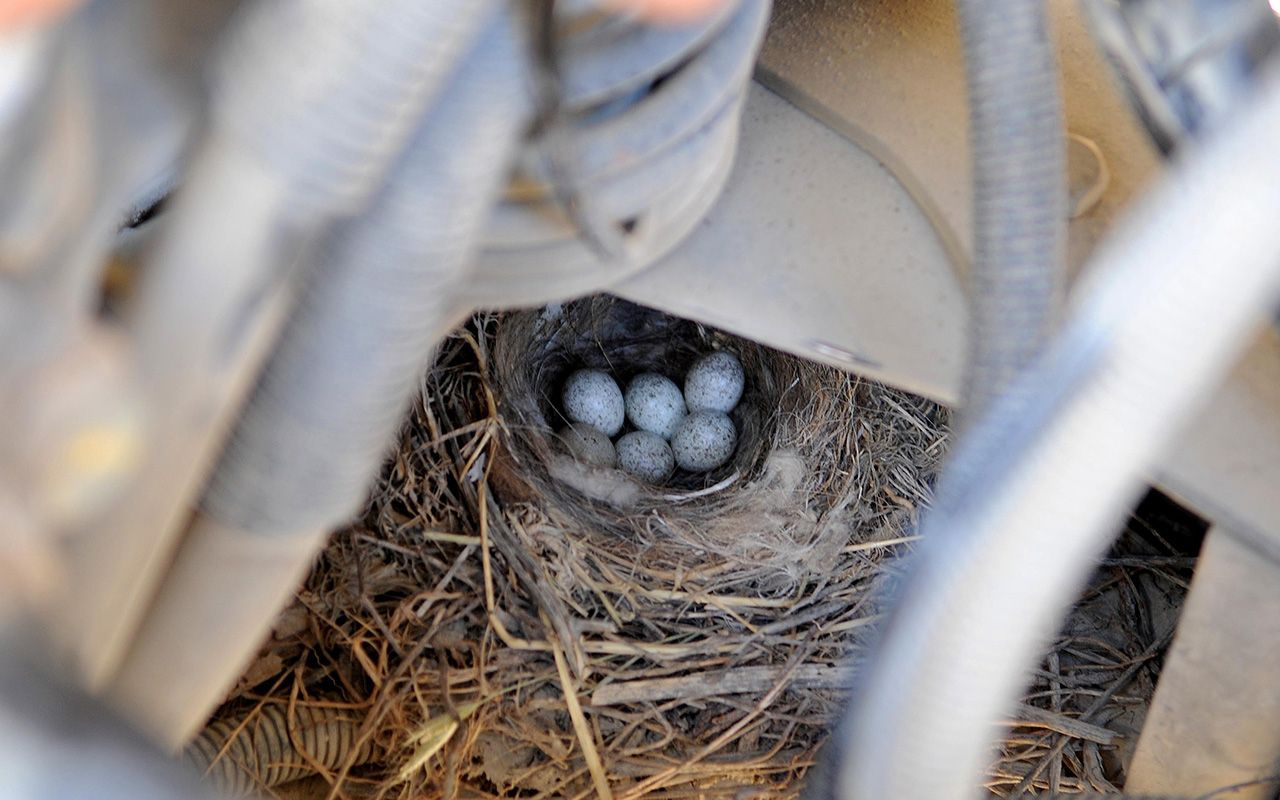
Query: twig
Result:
<box><xmin>614</xmin><ymin>652</ymin><xmax>809</xmax><ymax>800</ymax></box>
<box><xmin>1005</xmin><ymin>705</ymin><xmax>1119</xmax><ymax>746</ymax></box>
<box><xmin>1011</xmin><ymin>626</ymin><xmax>1175</xmax><ymax>794</ymax></box>
<box><xmin>592</xmin><ymin>664</ymin><xmax>847</xmax><ymax>706</ymax></box>
<box><xmin>548</xmin><ymin>619</ymin><xmax>614</xmax><ymax>800</ymax></box>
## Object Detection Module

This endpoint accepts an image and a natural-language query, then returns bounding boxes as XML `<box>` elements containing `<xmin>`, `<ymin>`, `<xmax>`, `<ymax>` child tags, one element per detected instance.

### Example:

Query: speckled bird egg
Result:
<box><xmin>684</xmin><ymin>351</ymin><xmax>744</xmax><ymax>413</ymax></box>
<box><xmin>672</xmin><ymin>410</ymin><xmax>736</xmax><ymax>472</ymax></box>
<box><xmin>624</xmin><ymin>373</ymin><xmax>686</xmax><ymax>440</ymax></box>
<box><xmin>616</xmin><ymin>431</ymin><xmax>675</xmax><ymax>483</ymax></box>
<box><xmin>557</xmin><ymin>422</ymin><xmax>617</xmax><ymax>468</ymax></box>
<box><xmin>561</xmin><ymin>369</ymin><xmax>624</xmax><ymax>437</ymax></box>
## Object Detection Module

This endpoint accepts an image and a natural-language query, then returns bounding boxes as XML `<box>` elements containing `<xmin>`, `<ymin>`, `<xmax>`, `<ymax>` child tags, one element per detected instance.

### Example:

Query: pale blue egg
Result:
<box><xmin>684</xmin><ymin>351</ymin><xmax>744</xmax><ymax>413</ymax></box>
<box><xmin>624</xmin><ymin>373</ymin><xmax>686</xmax><ymax>440</ymax></box>
<box><xmin>557</xmin><ymin>422</ymin><xmax>617</xmax><ymax>468</ymax></box>
<box><xmin>617</xmin><ymin>430</ymin><xmax>676</xmax><ymax>482</ymax></box>
<box><xmin>562</xmin><ymin>369</ymin><xmax>624</xmax><ymax>436</ymax></box>
<box><xmin>672</xmin><ymin>410</ymin><xmax>736</xmax><ymax>472</ymax></box>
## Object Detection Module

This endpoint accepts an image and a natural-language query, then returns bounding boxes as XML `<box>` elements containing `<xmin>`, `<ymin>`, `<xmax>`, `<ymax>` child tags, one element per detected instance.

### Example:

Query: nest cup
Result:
<box><xmin>497</xmin><ymin>298</ymin><xmax>771</xmax><ymax>483</ymax></box>
<box><xmin>489</xmin><ymin>295</ymin><xmax>937</xmax><ymax>587</ymax></box>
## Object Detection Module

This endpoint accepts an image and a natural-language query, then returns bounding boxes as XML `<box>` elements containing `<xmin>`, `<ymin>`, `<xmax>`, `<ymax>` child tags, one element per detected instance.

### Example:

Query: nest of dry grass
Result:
<box><xmin>486</xmin><ymin>296</ymin><xmax>927</xmax><ymax>590</ymax></box>
<box><xmin>200</xmin><ymin>297</ymin><xmax>1194</xmax><ymax>799</ymax></box>
<box><xmin>985</xmin><ymin>502</ymin><xmax>1199</xmax><ymax>797</ymax></box>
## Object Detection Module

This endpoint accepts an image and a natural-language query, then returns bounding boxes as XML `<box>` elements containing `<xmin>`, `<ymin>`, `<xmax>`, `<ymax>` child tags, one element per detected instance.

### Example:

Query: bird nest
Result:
<box><xmin>485</xmin><ymin>296</ymin><xmax>925</xmax><ymax>586</ymax></box>
<box><xmin>198</xmin><ymin>296</ymin><xmax>1194</xmax><ymax>799</ymax></box>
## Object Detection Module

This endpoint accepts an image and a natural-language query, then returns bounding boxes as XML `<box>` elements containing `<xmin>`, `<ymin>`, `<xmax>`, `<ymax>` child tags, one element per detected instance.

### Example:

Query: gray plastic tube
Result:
<box><xmin>61</xmin><ymin>0</ymin><xmax>503</xmax><ymax>690</ymax></box>
<box><xmin>212</xmin><ymin>0</ymin><xmax>496</xmax><ymax>220</ymax></box>
<box><xmin>201</xmin><ymin>10</ymin><xmax>532</xmax><ymax>535</ymax></box>
<box><xmin>104</xmin><ymin>11</ymin><xmax>535</xmax><ymax>751</ymax></box>
<box><xmin>957</xmin><ymin>0</ymin><xmax>1067</xmax><ymax>420</ymax></box>
<box><xmin>830</xmin><ymin>63</ymin><xmax>1280</xmax><ymax>800</ymax></box>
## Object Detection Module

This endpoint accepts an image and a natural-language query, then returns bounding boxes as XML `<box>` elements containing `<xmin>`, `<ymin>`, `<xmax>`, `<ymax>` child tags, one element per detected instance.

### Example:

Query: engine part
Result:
<box><xmin>464</xmin><ymin>0</ymin><xmax>770</xmax><ymax>307</ymax></box>
<box><xmin>106</xmin><ymin>6</ymin><xmax>533</xmax><ymax>747</ymax></box>
<box><xmin>829</xmin><ymin>59</ymin><xmax>1280</xmax><ymax>800</ymax></box>
<box><xmin>57</xmin><ymin>0</ymin><xmax>501</xmax><ymax>690</ymax></box>
<box><xmin>1086</xmin><ymin>0</ymin><xmax>1280</xmax><ymax>152</ymax></box>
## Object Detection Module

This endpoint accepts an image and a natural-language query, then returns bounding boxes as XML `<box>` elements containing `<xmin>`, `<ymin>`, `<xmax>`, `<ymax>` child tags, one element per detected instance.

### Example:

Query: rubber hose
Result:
<box><xmin>468</xmin><ymin>0</ymin><xmax>769</xmax><ymax>307</ymax></box>
<box><xmin>956</xmin><ymin>0</ymin><xmax>1067</xmax><ymax>422</ymax></box>
<box><xmin>825</xmin><ymin>63</ymin><xmax>1280</xmax><ymax>800</ymax></box>
<box><xmin>184</xmin><ymin>705</ymin><xmax>375</xmax><ymax>796</ymax></box>
<box><xmin>200</xmin><ymin>9</ymin><xmax>531</xmax><ymax>536</ymax></box>
<box><xmin>558</xmin><ymin>0</ymin><xmax>738</xmax><ymax>109</ymax></box>
<box><xmin>484</xmin><ymin>0</ymin><xmax>769</xmax><ymax>249</ymax></box>
<box><xmin>212</xmin><ymin>0</ymin><xmax>495</xmax><ymax>221</ymax></box>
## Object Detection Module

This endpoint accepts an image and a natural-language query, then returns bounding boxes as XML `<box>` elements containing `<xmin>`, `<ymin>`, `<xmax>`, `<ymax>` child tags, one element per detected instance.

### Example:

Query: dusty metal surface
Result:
<box><xmin>756</xmin><ymin>0</ymin><xmax>973</xmax><ymax>272</ymax></box>
<box><xmin>618</xmin><ymin>83</ymin><xmax>967</xmax><ymax>403</ymax></box>
<box><xmin>756</xmin><ymin>0</ymin><xmax>1162</xmax><ymax>279</ymax></box>
<box><xmin>623</xmin><ymin>0</ymin><xmax>1168</xmax><ymax>408</ymax></box>
<box><xmin>1160</xmin><ymin>327</ymin><xmax>1280</xmax><ymax>558</ymax></box>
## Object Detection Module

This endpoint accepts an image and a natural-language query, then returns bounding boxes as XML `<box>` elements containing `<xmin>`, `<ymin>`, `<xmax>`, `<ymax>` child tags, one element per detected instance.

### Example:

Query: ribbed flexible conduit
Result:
<box><xmin>201</xmin><ymin>8</ymin><xmax>530</xmax><ymax>535</ymax></box>
<box><xmin>211</xmin><ymin>0</ymin><xmax>496</xmax><ymax>221</ymax></box>
<box><xmin>467</xmin><ymin>0</ymin><xmax>770</xmax><ymax>307</ymax></box>
<box><xmin>832</xmin><ymin>64</ymin><xmax>1280</xmax><ymax>800</ymax></box>
<box><xmin>956</xmin><ymin>0</ymin><xmax>1067</xmax><ymax>421</ymax></box>
<box><xmin>185</xmin><ymin>705</ymin><xmax>374</xmax><ymax>796</ymax></box>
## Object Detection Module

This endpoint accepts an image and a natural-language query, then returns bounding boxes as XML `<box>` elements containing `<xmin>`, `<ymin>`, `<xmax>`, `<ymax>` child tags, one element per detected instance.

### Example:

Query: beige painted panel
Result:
<box><xmin>1126</xmin><ymin>527</ymin><xmax>1280</xmax><ymax>799</ymax></box>
<box><xmin>617</xmin><ymin>83</ymin><xmax>967</xmax><ymax>403</ymax></box>
<box><xmin>1159</xmin><ymin>327</ymin><xmax>1280</xmax><ymax>548</ymax></box>
<box><xmin>758</xmin><ymin>0</ymin><xmax>972</xmax><ymax>270</ymax></box>
<box><xmin>756</xmin><ymin>0</ymin><xmax>1162</xmax><ymax>277</ymax></box>
<box><xmin>1053</xmin><ymin>0</ymin><xmax>1164</xmax><ymax>275</ymax></box>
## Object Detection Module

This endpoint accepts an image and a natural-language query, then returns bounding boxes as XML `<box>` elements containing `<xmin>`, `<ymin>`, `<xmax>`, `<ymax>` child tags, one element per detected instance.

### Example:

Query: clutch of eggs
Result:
<box><xmin>556</xmin><ymin>351</ymin><xmax>744</xmax><ymax>482</ymax></box>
